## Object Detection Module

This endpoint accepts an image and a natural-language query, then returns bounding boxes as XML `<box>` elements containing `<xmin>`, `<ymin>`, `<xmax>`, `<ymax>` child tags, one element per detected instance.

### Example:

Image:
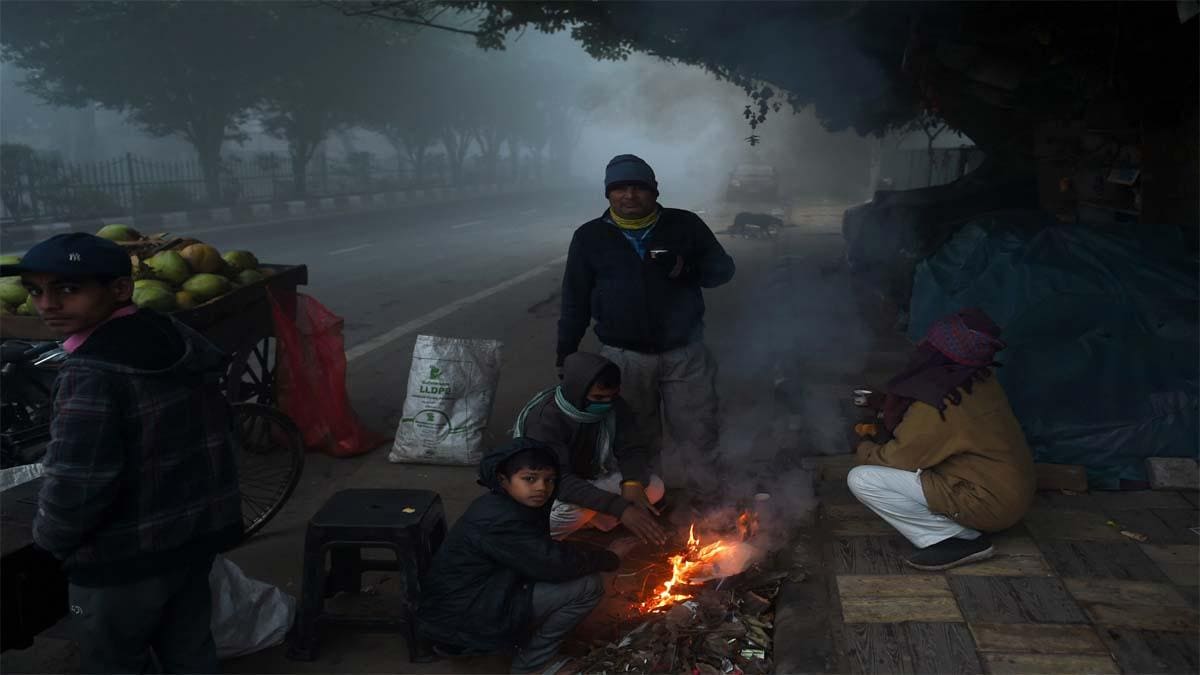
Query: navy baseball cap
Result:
<box><xmin>1</xmin><ymin>233</ymin><xmax>132</xmax><ymax>279</ymax></box>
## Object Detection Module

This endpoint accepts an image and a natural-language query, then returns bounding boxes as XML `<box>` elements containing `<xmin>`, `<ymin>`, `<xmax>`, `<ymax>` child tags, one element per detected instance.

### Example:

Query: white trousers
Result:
<box><xmin>549</xmin><ymin>473</ymin><xmax>665</xmax><ymax>540</ymax></box>
<box><xmin>847</xmin><ymin>465</ymin><xmax>981</xmax><ymax>549</ymax></box>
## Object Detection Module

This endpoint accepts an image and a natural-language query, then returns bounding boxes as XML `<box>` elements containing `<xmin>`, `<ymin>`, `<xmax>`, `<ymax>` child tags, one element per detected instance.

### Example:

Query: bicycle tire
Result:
<box><xmin>233</xmin><ymin>402</ymin><xmax>305</xmax><ymax>539</ymax></box>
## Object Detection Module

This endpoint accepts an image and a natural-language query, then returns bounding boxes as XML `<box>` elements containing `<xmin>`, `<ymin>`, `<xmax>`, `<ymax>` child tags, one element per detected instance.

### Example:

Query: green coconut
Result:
<box><xmin>16</xmin><ymin>297</ymin><xmax>36</xmax><ymax>316</ymax></box>
<box><xmin>235</xmin><ymin>269</ymin><xmax>266</xmax><ymax>287</ymax></box>
<box><xmin>146</xmin><ymin>250</ymin><xmax>190</xmax><ymax>285</ymax></box>
<box><xmin>222</xmin><ymin>250</ymin><xmax>260</xmax><ymax>273</ymax></box>
<box><xmin>132</xmin><ymin>285</ymin><xmax>176</xmax><ymax>312</ymax></box>
<box><xmin>0</xmin><ymin>255</ymin><xmax>21</xmax><ymax>266</ymax></box>
<box><xmin>97</xmin><ymin>224</ymin><xmax>141</xmax><ymax>242</ymax></box>
<box><xmin>182</xmin><ymin>273</ymin><xmax>232</xmax><ymax>304</ymax></box>
<box><xmin>0</xmin><ymin>277</ymin><xmax>28</xmax><ymax>306</ymax></box>
<box><xmin>134</xmin><ymin>278</ymin><xmax>173</xmax><ymax>295</ymax></box>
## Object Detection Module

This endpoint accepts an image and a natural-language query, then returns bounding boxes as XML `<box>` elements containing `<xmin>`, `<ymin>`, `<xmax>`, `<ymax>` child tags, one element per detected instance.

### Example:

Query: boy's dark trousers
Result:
<box><xmin>510</xmin><ymin>573</ymin><xmax>605</xmax><ymax>674</ymax></box>
<box><xmin>69</xmin><ymin>555</ymin><xmax>217</xmax><ymax>674</ymax></box>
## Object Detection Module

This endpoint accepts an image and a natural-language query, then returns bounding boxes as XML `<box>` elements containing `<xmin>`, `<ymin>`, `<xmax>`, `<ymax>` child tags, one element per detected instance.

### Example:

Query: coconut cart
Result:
<box><xmin>0</xmin><ymin>238</ymin><xmax>308</xmax><ymax>652</ymax></box>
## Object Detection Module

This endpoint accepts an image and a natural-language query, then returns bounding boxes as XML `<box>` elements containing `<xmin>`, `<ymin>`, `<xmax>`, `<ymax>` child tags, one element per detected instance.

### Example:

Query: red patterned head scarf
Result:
<box><xmin>923</xmin><ymin>308</ymin><xmax>1006</xmax><ymax>367</ymax></box>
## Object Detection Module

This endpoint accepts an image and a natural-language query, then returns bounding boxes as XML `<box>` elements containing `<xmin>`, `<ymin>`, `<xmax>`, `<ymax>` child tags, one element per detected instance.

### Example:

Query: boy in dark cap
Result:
<box><xmin>7</xmin><ymin>233</ymin><xmax>242</xmax><ymax>673</ymax></box>
<box><xmin>418</xmin><ymin>438</ymin><xmax>619</xmax><ymax>674</ymax></box>
<box><xmin>557</xmin><ymin>154</ymin><xmax>736</xmax><ymax>510</ymax></box>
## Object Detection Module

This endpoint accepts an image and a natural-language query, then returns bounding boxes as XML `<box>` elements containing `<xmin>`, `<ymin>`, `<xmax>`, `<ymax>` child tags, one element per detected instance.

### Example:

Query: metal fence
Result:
<box><xmin>0</xmin><ymin>149</ymin><xmax>517</xmax><ymax>224</ymax></box>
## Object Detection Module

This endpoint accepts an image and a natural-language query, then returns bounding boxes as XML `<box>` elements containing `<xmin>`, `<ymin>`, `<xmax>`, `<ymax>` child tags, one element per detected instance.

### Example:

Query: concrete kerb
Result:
<box><xmin>1</xmin><ymin>183</ymin><xmax>544</xmax><ymax>244</ymax></box>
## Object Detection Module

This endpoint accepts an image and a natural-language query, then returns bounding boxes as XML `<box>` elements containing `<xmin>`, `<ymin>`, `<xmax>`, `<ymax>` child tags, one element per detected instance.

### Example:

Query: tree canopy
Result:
<box><xmin>345</xmin><ymin>1</ymin><xmax>1199</xmax><ymax>170</ymax></box>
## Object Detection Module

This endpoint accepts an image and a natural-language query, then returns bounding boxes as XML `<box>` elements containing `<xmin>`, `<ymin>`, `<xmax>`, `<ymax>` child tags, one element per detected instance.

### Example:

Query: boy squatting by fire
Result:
<box><xmin>514</xmin><ymin>351</ymin><xmax>668</xmax><ymax>546</ymax></box>
<box><xmin>9</xmin><ymin>233</ymin><xmax>242</xmax><ymax>674</ymax></box>
<box><xmin>849</xmin><ymin>308</ymin><xmax>1036</xmax><ymax>571</ymax></box>
<box><xmin>416</xmin><ymin>438</ymin><xmax>621</xmax><ymax>674</ymax></box>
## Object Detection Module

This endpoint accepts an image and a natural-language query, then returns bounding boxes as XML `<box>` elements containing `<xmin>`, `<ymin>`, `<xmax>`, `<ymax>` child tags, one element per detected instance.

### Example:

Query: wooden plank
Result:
<box><xmin>1063</xmin><ymin>578</ymin><xmax>1189</xmax><ymax>607</ymax></box>
<box><xmin>1023</xmin><ymin>509</ymin><xmax>1126</xmax><ymax>542</ymax></box>
<box><xmin>1038</xmin><ymin>541</ymin><xmax>1169</xmax><ymax>582</ymax></box>
<box><xmin>969</xmin><ymin>623</ymin><xmax>1108</xmax><ymax>654</ymax></box>
<box><xmin>947</xmin><ymin>554</ymin><xmax>1053</xmax><ymax>577</ymax></box>
<box><xmin>1110</xmin><ymin>509</ymin><xmax>1196</xmax><ymax>545</ymax></box>
<box><xmin>980</xmin><ymin>652</ymin><xmax>1120</xmax><ymax>674</ymax></box>
<box><xmin>1091</xmin><ymin>490</ymin><xmax>1194</xmax><ymax>511</ymax></box>
<box><xmin>948</xmin><ymin>576</ymin><xmax>1088</xmax><ymax>624</ymax></box>
<box><xmin>1145</xmin><ymin>458</ymin><xmax>1199</xmax><ymax>491</ymax></box>
<box><xmin>907</xmin><ymin>622</ymin><xmax>983</xmax><ymax>674</ymax></box>
<box><xmin>1139</xmin><ymin>543</ymin><xmax>1199</xmax><ymax>587</ymax></box>
<box><xmin>1083</xmin><ymin>603</ymin><xmax>1199</xmax><ymax>632</ymax></box>
<box><xmin>1100</xmin><ymin>626</ymin><xmax>1200</xmax><ymax>674</ymax></box>
<box><xmin>828</xmin><ymin>506</ymin><xmax>897</xmax><ymax>536</ymax></box>
<box><xmin>836</xmin><ymin>574</ymin><xmax>953</xmax><ymax>598</ymax></box>
<box><xmin>844</xmin><ymin>623</ymin><xmax>914</xmax><ymax>674</ymax></box>
<box><xmin>831</xmin><ymin>536</ymin><xmax>921</xmax><ymax>575</ymax></box>
<box><xmin>1034</xmin><ymin>464</ymin><xmax>1089</xmax><ymax>491</ymax></box>
<box><xmin>841</xmin><ymin>596</ymin><xmax>964</xmax><ymax>623</ymax></box>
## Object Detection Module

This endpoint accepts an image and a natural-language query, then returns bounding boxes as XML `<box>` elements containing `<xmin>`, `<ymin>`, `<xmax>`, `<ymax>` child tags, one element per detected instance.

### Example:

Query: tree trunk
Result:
<box><xmin>927</xmin><ymin>137</ymin><xmax>936</xmax><ymax>186</ymax></box>
<box><xmin>195</xmin><ymin>140</ymin><xmax>222</xmax><ymax>205</ymax></box>
<box><xmin>291</xmin><ymin>150</ymin><xmax>308</xmax><ymax>196</ymax></box>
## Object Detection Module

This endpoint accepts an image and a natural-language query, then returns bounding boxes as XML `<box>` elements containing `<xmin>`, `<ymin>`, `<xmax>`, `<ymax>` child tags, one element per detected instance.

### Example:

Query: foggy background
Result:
<box><xmin>1</xmin><ymin>22</ymin><xmax>878</xmax><ymax>209</ymax></box>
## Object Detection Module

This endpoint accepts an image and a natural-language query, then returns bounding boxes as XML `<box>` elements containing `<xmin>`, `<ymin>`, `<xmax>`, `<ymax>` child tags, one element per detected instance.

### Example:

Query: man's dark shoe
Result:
<box><xmin>905</xmin><ymin>536</ymin><xmax>994</xmax><ymax>571</ymax></box>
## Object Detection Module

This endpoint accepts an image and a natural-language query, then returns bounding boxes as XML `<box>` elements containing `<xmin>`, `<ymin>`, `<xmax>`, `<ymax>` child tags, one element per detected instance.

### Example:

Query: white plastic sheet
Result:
<box><xmin>209</xmin><ymin>556</ymin><xmax>296</xmax><ymax>660</ymax></box>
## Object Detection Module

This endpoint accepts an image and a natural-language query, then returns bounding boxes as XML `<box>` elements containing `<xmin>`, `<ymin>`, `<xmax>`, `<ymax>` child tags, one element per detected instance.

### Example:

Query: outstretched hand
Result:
<box><xmin>620</xmin><ymin>505</ymin><xmax>667</xmax><ymax>546</ymax></box>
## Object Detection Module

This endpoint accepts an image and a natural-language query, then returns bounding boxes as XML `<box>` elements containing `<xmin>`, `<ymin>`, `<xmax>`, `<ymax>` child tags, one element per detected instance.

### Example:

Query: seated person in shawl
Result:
<box><xmin>849</xmin><ymin>308</ymin><xmax>1035</xmax><ymax>571</ymax></box>
<box><xmin>515</xmin><ymin>352</ymin><xmax>667</xmax><ymax>545</ymax></box>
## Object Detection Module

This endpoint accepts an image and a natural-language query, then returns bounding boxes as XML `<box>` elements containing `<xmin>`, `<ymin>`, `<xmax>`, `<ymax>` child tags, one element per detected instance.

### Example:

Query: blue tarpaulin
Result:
<box><xmin>908</xmin><ymin>211</ymin><xmax>1199</xmax><ymax>488</ymax></box>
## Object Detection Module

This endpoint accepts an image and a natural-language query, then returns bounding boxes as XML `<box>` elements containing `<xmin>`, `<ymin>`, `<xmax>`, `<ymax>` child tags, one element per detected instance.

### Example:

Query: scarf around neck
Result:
<box><xmin>608</xmin><ymin>208</ymin><xmax>660</xmax><ymax>230</ymax></box>
<box><xmin>513</xmin><ymin>385</ymin><xmax>617</xmax><ymax>472</ymax></box>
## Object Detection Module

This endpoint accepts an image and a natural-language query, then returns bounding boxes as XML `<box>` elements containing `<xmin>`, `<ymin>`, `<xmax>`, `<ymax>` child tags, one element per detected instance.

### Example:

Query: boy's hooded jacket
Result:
<box><xmin>519</xmin><ymin>352</ymin><xmax>651</xmax><ymax>518</ymax></box>
<box><xmin>32</xmin><ymin>310</ymin><xmax>243</xmax><ymax>586</ymax></box>
<box><xmin>416</xmin><ymin>438</ymin><xmax>619</xmax><ymax>653</ymax></box>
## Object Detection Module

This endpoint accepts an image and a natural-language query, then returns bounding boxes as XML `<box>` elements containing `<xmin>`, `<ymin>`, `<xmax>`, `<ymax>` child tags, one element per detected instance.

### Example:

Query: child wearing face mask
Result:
<box><xmin>514</xmin><ymin>352</ymin><xmax>667</xmax><ymax>545</ymax></box>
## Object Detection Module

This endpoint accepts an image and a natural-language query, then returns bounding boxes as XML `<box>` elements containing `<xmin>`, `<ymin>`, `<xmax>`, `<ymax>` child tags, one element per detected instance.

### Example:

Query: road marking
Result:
<box><xmin>451</xmin><ymin>219</ymin><xmax>485</xmax><ymax>230</ymax></box>
<box><xmin>519</xmin><ymin>208</ymin><xmax>538</xmax><ymax>215</ymax></box>
<box><xmin>329</xmin><ymin>244</ymin><xmax>371</xmax><ymax>256</ymax></box>
<box><xmin>345</xmin><ymin>254</ymin><xmax>568</xmax><ymax>364</ymax></box>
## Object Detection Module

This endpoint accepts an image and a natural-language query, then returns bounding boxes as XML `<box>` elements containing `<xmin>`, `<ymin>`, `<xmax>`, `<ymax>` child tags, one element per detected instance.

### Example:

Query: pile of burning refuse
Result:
<box><xmin>577</xmin><ymin>500</ymin><xmax>798</xmax><ymax>674</ymax></box>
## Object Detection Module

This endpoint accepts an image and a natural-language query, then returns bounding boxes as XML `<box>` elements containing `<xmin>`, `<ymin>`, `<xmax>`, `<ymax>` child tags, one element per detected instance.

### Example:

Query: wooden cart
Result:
<box><xmin>0</xmin><ymin>263</ymin><xmax>308</xmax><ymax>405</ymax></box>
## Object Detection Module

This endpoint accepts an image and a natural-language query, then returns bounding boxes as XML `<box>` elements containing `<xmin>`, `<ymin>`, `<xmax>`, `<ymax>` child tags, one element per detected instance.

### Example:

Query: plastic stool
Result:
<box><xmin>286</xmin><ymin>489</ymin><xmax>446</xmax><ymax>663</ymax></box>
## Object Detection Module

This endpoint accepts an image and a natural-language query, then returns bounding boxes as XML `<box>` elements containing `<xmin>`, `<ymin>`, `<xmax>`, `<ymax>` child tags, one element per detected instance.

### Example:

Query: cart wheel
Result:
<box><xmin>226</xmin><ymin>337</ymin><xmax>278</xmax><ymax>405</ymax></box>
<box><xmin>234</xmin><ymin>402</ymin><xmax>305</xmax><ymax>539</ymax></box>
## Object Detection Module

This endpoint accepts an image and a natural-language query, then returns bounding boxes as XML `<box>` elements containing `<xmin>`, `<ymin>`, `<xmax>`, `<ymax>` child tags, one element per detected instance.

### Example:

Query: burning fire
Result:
<box><xmin>640</xmin><ymin>524</ymin><xmax>733</xmax><ymax>612</ymax></box>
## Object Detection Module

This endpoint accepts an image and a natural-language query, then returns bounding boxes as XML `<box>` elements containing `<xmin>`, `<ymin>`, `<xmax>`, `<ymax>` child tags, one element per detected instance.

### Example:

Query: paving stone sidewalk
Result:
<box><xmin>809</xmin><ymin>455</ymin><xmax>1199</xmax><ymax>674</ymax></box>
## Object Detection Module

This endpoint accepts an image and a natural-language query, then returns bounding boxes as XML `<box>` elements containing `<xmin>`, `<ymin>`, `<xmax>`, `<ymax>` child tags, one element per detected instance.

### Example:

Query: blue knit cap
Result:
<box><xmin>604</xmin><ymin>154</ymin><xmax>657</xmax><ymax>196</ymax></box>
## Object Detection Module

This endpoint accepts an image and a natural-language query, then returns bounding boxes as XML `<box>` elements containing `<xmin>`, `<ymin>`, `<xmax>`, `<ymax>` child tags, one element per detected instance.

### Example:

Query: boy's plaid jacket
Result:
<box><xmin>33</xmin><ymin>310</ymin><xmax>243</xmax><ymax>586</ymax></box>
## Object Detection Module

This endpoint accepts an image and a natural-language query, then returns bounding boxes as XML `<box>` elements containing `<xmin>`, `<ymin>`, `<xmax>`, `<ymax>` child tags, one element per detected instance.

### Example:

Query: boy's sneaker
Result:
<box><xmin>905</xmin><ymin>536</ymin><xmax>994</xmax><ymax>571</ymax></box>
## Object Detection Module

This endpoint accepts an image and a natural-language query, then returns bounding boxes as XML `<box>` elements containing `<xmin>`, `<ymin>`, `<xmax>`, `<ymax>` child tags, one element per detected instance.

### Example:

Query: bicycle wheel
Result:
<box><xmin>233</xmin><ymin>402</ymin><xmax>305</xmax><ymax>539</ymax></box>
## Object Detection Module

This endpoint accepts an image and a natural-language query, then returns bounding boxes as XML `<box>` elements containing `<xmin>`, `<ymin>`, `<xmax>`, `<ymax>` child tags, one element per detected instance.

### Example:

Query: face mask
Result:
<box><xmin>585</xmin><ymin>401</ymin><xmax>613</xmax><ymax>415</ymax></box>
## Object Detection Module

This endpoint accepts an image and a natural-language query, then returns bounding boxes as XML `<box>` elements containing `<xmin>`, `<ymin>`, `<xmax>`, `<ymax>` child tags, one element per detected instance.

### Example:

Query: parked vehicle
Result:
<box><xmin>726</xmin><ymin>163</ymin><xmax>779</xmax><ymax>200</ymax></box>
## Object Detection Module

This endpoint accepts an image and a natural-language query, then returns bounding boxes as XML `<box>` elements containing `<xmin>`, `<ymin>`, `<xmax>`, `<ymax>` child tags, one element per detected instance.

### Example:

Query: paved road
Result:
<box><xmin>0</xmin><ymin>188</ymin><xmax>849</xmax><ymax>674</ymax></box>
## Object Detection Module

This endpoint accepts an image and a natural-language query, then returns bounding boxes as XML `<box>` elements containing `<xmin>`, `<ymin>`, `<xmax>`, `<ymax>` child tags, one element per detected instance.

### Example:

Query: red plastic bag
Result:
<box><xmin>268</xmin><ymin>291</ymin><xmax>385</xmax><ymax>457</ymax></box>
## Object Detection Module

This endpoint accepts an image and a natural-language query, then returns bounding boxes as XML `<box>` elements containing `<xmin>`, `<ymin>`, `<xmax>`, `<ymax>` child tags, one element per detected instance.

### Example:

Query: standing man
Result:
<box><xmin>557</xmin><ymin>154</ymin><xmax>735</xmax><ymax>505</ymax></box>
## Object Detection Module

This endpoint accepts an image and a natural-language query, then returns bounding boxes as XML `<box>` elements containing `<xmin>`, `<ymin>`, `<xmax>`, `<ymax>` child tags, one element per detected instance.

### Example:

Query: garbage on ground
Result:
<box><xmin>573</xmin><ymin>563</ymin><xmax>790</xmax><ymax>675</ymax></box>
<box><xmin>209</xmin><ymin>556</ymin><xmax>297</xmax><ymax>659</ymax></box>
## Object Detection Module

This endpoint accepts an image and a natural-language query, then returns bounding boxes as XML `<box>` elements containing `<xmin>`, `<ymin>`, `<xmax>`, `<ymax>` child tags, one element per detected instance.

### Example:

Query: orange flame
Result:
<box><xmin>640</xmin><ymin>524</ymin><xmax>732</xmax><ymax>612</ymax></box>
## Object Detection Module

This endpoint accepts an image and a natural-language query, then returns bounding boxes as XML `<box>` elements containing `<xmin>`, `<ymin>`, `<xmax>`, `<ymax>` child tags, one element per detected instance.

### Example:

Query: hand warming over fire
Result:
<box><xmin>621</xmin><ymin>482</ymin><xmax>662</xmax><ymax>516</ymax></box>
<box><xmin>621</xmin><ymin>503</ymin><xmax>667</xmax><ymax>545</ymax></box>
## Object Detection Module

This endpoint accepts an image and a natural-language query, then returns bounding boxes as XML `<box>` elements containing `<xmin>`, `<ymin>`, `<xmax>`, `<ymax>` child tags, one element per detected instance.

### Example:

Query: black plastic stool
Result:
<box><xmin>286</xmin><ymin>489</ymin><xmax>446</xmax><ymax>663</ymax></box>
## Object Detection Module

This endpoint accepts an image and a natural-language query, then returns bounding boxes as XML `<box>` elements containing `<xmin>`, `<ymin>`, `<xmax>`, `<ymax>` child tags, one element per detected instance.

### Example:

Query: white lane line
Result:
<box><xmin>329</xmin><ymin>244</ymin><xmax>372</xmax><ymax>256</ymax></box>
<box><xmin>345</xmin><ymin>254</ymin><xmax>568</xmax><ymax>364</ymax></box>
<box><xmin>519</xmin><ymin>208</ymin><xmax>538</xmax><ymax>215</ymax></box>
<box><xmin>451</xmin><ymin>219</ymin><xmax>485</xmax><ymax>230</ymax></box>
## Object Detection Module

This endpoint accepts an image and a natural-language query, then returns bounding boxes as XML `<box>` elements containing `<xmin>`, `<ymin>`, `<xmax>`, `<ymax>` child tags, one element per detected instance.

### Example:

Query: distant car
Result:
<box><xmin>726</xmin><ymin>163</ymin><xmax>779</xmax><ymax>200</ymax></box>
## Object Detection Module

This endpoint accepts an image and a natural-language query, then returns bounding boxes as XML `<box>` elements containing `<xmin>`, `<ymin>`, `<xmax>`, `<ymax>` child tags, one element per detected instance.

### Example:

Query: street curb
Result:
<box><xmin>3</xmin><ymin>182</ymin><xmax>546</xmax><ymax>242</ymax></box>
